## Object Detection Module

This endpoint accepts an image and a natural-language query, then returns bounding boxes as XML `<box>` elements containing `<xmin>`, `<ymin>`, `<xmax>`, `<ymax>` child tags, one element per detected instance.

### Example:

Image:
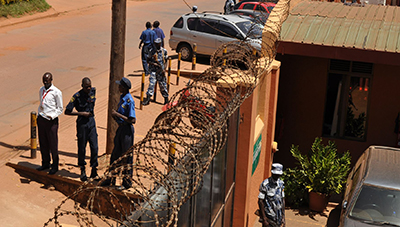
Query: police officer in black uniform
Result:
<box><xmin>65</xmin><ymin>77</ymin><xmax>99</xmax><ymax>181</ymax></box>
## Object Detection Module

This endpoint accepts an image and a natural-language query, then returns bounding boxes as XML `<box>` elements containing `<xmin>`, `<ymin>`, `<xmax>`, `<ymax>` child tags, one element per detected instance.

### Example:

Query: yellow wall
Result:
<box><xmin>231</xmin><ymin>60</ymin><xmax>281</xmax><ymax>227</ymax></box>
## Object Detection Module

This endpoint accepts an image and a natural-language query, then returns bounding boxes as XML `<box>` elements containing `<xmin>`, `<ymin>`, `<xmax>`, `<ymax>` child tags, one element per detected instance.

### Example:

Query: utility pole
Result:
<box><xmin>106</xmin><ymin>0</ymin><xmax>127</xmax><ymax>154</ymax></box>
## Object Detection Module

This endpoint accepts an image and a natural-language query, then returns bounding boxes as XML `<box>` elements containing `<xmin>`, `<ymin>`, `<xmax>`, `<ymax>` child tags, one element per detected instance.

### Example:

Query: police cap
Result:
<box><xmin>116</xmin><ymin>77</ymin><xmax>131</xmax><ymax>89</ymax></box>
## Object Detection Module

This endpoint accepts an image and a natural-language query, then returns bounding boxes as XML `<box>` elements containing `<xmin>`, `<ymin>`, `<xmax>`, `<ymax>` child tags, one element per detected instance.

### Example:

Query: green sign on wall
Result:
<box><xmin>252</xmin><ymin>134</ymin><xmax>262</xmax><ymax>175</ymax></box>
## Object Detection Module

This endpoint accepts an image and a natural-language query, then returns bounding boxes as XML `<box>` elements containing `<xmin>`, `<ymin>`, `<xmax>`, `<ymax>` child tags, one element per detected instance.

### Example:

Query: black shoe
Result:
<box><xmin>164</xmin><ymin>97</ymin><xmax>169</xmax><ymax>105</ymax></box>
<box><xmin>80</xmin><ymin>167</ymin><xmax>87</xmax><ymax>182</ymax></box>
<box><xmin>48</xmin><ymin>168</ymin><xmax>58</xmax><ymax>175</ymax></box>
<box><xmin>142</xmin><ymin>94</ymin><xmax>151</xmax><ymax>106</ymax></box>
<box><xmin>36</xmin><ymin>165</ymin><xmax>50</xmax><ymax>171</ymax></box>
<box><xmin>89</xmin><ymin>167</ymin><xmax>99</xmax><ymax>180</ymax></box>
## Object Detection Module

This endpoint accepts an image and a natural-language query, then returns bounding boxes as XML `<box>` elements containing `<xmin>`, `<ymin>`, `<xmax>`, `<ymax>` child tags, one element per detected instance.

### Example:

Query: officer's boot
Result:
<box><xmin>142</xmin><ymin>94</ymin><xmax>151</xmax><ymax>106</ymax></box>
<box><xmin>90</xmin><ymin>167</ymin><xmax>99</xmax><ymax>180</ymax></box>
<box><xmin>164</xmin><ymin>96</ymin><xmax>169</xmax><ymax>105</ymax></box>
<box><xmin>80</xmin><ymin>166</ymin><xmax>87</xmax><ymax>182</ymax></box>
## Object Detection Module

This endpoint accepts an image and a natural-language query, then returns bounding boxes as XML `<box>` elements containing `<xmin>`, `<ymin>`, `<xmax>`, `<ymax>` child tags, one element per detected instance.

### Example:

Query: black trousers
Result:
<box><xmin>110</xmin><ymin>124</ymin><xmax>134</xmax><ymax>176</ymax></box>
<box><xmin>37</xmin><ymin>115</ymin><xmax>59</xmax><ymax>169</ymax></box>
<box><xmin>77</xmin><ymin>119</ymin><xmax>98</xmax><ymax>168</ymax></box>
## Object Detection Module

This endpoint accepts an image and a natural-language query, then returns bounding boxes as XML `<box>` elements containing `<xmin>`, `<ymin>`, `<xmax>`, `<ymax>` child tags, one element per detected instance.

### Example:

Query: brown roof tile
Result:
<box><xmin>280</xmin><ymin>0</ymin><xmax>400</xmax><ymax>52</ymax></box>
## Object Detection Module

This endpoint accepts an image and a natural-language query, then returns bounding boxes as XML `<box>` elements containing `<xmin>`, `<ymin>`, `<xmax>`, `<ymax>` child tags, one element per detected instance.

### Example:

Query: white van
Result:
<box><xmin>169</xmin><ymin>12</ymin><xmax>262</xmax><ymax>61</ymax></box>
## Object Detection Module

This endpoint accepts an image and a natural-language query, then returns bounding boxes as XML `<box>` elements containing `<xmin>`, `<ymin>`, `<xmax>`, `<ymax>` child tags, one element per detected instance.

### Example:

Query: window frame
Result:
<box><xmin>322</xmin><ymin>60</ymin><xmax>373</xmax><ymax>141</ymax></box>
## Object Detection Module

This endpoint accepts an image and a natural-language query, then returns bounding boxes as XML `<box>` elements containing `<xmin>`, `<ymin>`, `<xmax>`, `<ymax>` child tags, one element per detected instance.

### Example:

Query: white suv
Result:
<box><xmin>169</xmin><ymin>12</ymin><xmax>262</xmax><ymax>61</ymax></box>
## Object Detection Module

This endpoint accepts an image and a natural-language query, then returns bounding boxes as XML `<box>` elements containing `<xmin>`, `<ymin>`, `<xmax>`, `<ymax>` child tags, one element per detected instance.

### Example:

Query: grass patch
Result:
<box><xmin>0</xmin><ymin>0</ymin><xmax>50</xmax><ymax>18</ymax></box>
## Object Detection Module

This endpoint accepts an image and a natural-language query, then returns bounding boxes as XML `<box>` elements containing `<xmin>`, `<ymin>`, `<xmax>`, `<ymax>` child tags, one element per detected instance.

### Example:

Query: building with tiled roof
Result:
<box><xmin>274</xmin><ymin>0</ymin><xmax>400</xmax><ymax>167</ymax></box>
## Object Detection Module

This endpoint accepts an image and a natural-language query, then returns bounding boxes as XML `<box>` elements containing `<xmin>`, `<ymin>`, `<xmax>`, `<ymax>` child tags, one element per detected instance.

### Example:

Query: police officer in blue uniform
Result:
<box><xmin>142</xmin><ymin>38</ymin><xmax>169</xmax><ymax>106</ymax></box>
<box><xmin>139</xmin><ymin>21</ymin><xmax>157</xmax><ymax>76</ymax></box>
<box><xmin>65</xmin><ymin>77</ymin><xmax>98</xmax><ymax>181</ymax></box>
<box><xmin>101</xmin><ymin>77</ymin><xmax>136</xmax><ymax>189</ymax></box>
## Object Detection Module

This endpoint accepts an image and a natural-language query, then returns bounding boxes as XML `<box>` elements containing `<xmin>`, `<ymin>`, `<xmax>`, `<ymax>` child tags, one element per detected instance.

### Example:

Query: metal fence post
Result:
<box><xmin>30</xmin><ymin>111</ymin><xmax>37</xmax><ymax>159</ymax></box>
<box><xmin>140</xmin><ymin>72</ymin><xmax>145</xmax><ymax>110</ymax></box>
<box><xmin>192</xmin><ymin>43</ymin><xmax>197</xmax><ymax>70</ymax></box>
<box><xmin>167</xmin><ymin>57</ymin><xmax>171</xmax><ymax>92</ymax></box>
<box><xmin>177</xmin><ymin>52</ymin><xmax>181</xmax><ymax>85</ymax></box>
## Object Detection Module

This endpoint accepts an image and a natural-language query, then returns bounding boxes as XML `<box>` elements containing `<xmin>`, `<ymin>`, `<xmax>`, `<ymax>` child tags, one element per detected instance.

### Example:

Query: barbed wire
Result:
<box><xmin>44</xmin><ymin>0</ymin><xmax>290</xmax><ymax>226</ymax></box>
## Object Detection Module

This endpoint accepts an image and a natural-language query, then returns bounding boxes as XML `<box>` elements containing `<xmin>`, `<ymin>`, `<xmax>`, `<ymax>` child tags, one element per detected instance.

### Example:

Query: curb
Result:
<box><xmin>0</xmin><ymin>2</ymin><xmax>111</xmax><ymax>29</ymax></box>
<box><xmin>0</xmin><ymin>9</ymin><xmax>60</xmax><ymax>29</ymax></box>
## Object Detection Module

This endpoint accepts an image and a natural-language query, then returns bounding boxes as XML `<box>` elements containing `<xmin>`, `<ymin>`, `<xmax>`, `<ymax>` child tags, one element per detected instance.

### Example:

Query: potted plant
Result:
<box><xmin>290</xmin><ymin>137</ymin><xmax>351</xmax><ymax>212</ymax></box>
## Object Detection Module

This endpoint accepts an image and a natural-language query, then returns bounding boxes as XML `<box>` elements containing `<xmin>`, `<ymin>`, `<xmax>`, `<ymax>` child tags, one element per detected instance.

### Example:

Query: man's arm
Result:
<box><xmin>139</xmin><ymin>39</ymin><xmax>143</xmax><ymax>49</ymax></box>
<box><xmin>64</xmin><ymin>94</ymin><xmax>92</xmax><ymax>117</ymax></box>
<box><xmin>64</xmin><ymin>109</ymin><xmax>92</xmax><ymax>117</ymax></box>
<box><xmin>111</xmin><ymin>110</ymin><xmax>136</xmax><ymax>124</ymax></box>
<box><xmin>258</xmin><ymin>198</ymin><xmax>269</xmax><ymax>226</ymax></box>
<box><xmin>48</xmin><ymin>90</ymin><xmax>63</xmax><ymax>120</ymax></box>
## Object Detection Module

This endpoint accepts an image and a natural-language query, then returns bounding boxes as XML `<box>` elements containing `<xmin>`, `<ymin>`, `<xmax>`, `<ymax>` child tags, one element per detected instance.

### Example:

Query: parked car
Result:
<box><xmin>237</xmin><ymin>0</ymin><xmax>278</xmax><ymax>3</ymax></box>
<box><xmin>340</xmin><ymin>146</ymin><xmax>400</xmax><ymax>227</ymax></box>
<box><xmin>228</xmin><ymin>9</ymin><xmax>269</xmax><ymax>25</ymax></box>
<box><xmin>169</xmin><ymin>12</ymin><xmax>263</xmax><ymax>61</ymax></box>
<box><xmin>234</xmin><ymin>1</ymin><xmax>276</xmax><ymax>13</ymax></box>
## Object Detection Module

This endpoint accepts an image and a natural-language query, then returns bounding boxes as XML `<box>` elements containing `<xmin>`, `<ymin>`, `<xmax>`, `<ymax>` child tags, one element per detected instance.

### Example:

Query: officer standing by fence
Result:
<box><xmin>65</xmin><ymin>77</ymin><xmax>99</xmax><ymax>181</ymax></box>
<box><xmin>142</xmin><ymin>38</ymin><xmax>169</xmax><ymax>106</ymax></box>
<box><xmin>101</xmin><ymin>77</ymin><xmax>136</xmax><ymax>190</ymax></box>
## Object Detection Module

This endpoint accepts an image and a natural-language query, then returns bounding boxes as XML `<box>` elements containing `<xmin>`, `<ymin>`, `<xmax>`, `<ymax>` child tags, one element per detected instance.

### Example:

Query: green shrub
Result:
<box><xmin>1</xmin><ymin>0</ymin><xmax>30</xmax><ymax>6</ymax></box>
<box><xmin>0</xmin><ymin>0</ymin><xmax>49</xmax><ymax>18</ymax></box>
<box><xmin>290</xmin><ymin>137</ymin><xmax>351</xmax><ymax>196</ymax></box>
<box><xmin>281</xmin><ymin>167</ymin><xmax>308</xmax><ymax>208</ymax></box>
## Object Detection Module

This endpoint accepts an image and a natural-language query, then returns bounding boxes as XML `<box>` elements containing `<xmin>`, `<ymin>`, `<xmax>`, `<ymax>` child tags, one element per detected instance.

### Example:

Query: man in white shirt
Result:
<box><xmin>36</xmin><ymin>72</ymin><xmax>63</xmax><ymax>175</ymax></box>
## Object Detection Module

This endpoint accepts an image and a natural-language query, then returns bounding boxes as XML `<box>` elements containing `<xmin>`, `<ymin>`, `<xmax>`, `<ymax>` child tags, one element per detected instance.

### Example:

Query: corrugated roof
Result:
<box><xmin>280</xmin><ymin>1</ymin><xmax>400</xmax><ymax>53</ymax></box>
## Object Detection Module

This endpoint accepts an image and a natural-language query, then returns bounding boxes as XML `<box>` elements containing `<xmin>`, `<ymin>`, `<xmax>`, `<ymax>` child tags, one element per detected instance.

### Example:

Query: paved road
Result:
<box><xmin>0</xmin><ymin>0</ymin><xmax>220</xmax><ymax>153</ymax></box>
<box><xmin>0</xmin><ymin>1</ymin><xmax>217</xmax><ymax>226</ymax></box>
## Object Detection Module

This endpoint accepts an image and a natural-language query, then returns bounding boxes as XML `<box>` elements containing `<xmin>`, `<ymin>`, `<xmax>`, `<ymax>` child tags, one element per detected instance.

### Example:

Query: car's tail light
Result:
<box><xmin>170</xmin><ymin>30</ymin><xmax>173</xmax><ymax>36</ymax></box>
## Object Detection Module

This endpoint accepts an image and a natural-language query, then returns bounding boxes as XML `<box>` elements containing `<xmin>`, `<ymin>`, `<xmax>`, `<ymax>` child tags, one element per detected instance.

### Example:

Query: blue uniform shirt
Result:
<box><xmin>116</xmin><ymin>93</ymin><xmax>136</xmax><ymax>124</ymax></box>
<box><xmin>66</xmin><ymin>88</ymin><xmax>96</xmax><ymax>125</ymax></box>
<box><xmin>140</xmin><ymin>28</ymin><xmax>156</xmax><ymax>45</ymax></box>
<box><xmin>153</xmin><ymin>27</ymin><xmax>165</xmax><ymax>39</ymax></box>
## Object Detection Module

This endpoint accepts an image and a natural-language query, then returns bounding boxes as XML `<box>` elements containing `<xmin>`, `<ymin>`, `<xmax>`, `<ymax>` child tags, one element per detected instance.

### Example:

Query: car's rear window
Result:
<box><xmin>173</xmin><ymin>17</ymin><xmax>184</xmax><ymax>28</ymax></box>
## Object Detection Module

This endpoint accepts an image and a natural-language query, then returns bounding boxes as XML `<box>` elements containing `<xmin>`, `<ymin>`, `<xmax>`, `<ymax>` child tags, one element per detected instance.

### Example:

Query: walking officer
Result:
<box><xmin>139</xmin><ymin>21</ymin><xmax>157</xmax><ymax>76</ymax></box>
<box><xmin>142</xmin><ymin>38</ymin><xmax>169</xmax><ymax>106</ymax></box>
<box><xmin>65</xmin><ymin>77</ymin><xmax>99</xmax><ymax>181</ymax></box>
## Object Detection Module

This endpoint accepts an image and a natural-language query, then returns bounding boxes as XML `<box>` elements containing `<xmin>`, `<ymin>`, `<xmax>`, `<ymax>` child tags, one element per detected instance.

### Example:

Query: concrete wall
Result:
<box><xmin>274</xmin><ymin>54</ymin><xmax>400</xmax><ymax>168</ymax></box>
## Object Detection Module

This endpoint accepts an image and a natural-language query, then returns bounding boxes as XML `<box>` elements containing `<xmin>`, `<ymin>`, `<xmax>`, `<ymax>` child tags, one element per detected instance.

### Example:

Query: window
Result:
<box><xmin>187</xmin><ymin>18</ymin><xmax>198</xmax><ymax>30</ymax></box>
<box><xmin>255</xmin><ymin>4</ymin><xmax>266</xmax><ymax>12</ymax></box>
<box><xmin>243</xmin><ymin>3</ymin><xmax>255</xmax><ymax>10</ymax></box>
<box><xmin>173</xmin><ymin>17</ymin><xmax>184</xmax><ymax>28</ymax></box>
<box><xmin>322</xmin><ymin>60</ymin><xmax>373</xmax><ymax>140</ymax></box>
<box><xmin>199</xmin><ymin>19</ymin><xmax>219</xmax><ymax>35</ymax></box>
<box><xmin>217</xmin><ymin>22</ymin><xmax>239</xmax><ymax>38</ymax></box>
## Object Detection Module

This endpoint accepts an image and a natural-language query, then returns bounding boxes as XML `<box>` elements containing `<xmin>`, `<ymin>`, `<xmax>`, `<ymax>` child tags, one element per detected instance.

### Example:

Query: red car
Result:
<box><xmin>234</xmin><ymin>1</ymin><xmax>276</xmax><ymax>14</ymax></box>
